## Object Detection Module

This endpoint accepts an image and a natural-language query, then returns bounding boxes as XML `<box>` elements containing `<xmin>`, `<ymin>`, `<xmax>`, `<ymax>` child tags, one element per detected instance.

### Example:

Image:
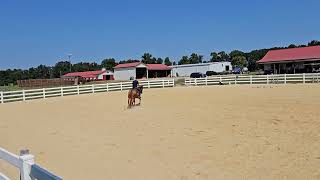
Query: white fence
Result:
<box><xmin>185</xmin><ymin>73</ymin><xmax>320</xmax><ymax>86</ymax></box>
<box><xmin>0</xmin><ymin>147</ymin><xmax>62</xmax><ymax>180</ymax></box>
<box><xmin>0</xmin><ymin>79</ymin><xmax>174</xmax><ymax>104</ymax></box>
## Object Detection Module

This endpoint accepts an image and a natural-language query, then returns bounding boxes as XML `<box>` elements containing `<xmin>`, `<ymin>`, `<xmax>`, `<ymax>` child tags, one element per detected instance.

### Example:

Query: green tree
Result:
<box><xmin>218</xmin><ymin>51</ymin><xmax>229</xmax><ymax>61</ymax></box>
<box><xmin>308</xmin><ymin>40</ymin><xmax>320</xmax><ymax>46</ymax></box>
<box><xmin>164</xmin><ymin>57</ymin><xmax>172</xmax><ymax>66</ymax></box>
<box><xmin>53</xmin><ymin>61</ymin><xmax>72</xmax><ymax>77</ymax></box>
<box><xmin>178</xmin><ymin>56</ymin><xmax>189</xmax><ymax>65</ymax></box>
<box><xmin>156</xmin><ymin>58</ymin><xmax>163</xmax><ymax>64</ymax></box>
<box><xmin>189</xmin><ymin>53</ymin><xmax>202</xmax><ymax>64</ymax></box>
<box><xmin>101</xmin><ymin>58</ymin><xmax>117</xmax><ymax>70</ymax></box>
<box><xmin>210</xmin><ymin>52</ymin><xmax>219</xmax><ymax>62</ymax></box>
<box><xmin>141</xmin><ymin>53</ymin><xmax>156</xmax><ymax>64</ymax></box>
<box><xmin>229</xmin><ymin>50</ymin><xmax>246</xmax><ymax>59</ymax></box>
<box><xmin>288</xmin><ymin>44</ymin><xmax>297</xmax><ymax>48</ymax></box>
<box><xmin>232</xmin><ymin>56</ymin><xmax>248</xmax><ymax>68</ymax></box>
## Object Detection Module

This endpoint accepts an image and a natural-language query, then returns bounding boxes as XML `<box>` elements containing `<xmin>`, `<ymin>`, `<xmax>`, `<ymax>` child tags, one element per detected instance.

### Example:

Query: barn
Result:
<box><xmin>170</xmin><ymin>62</ymin><xmax>232</xmax><ymax>77</ymax></box>
<box><xmin>258</xmin><ymin>46</ymin><xmax>320</xmax><ymax>74</ymax></box>
<box><xmin>62</xmin><ymin>68</ymin><xmax>114</xmax><ymax>82</ymax></box>
<box><xmin>113</xmin><ymin>62</ymin><xmax>172</xmax><ymax>80</ymax></box>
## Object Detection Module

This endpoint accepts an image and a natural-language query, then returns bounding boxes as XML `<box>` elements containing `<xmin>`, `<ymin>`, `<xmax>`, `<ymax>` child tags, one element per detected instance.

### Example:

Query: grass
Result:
<box><xmin>0</xmin><ymin>85</ymin><xmax>21</xmax><ymax>92</ymax></box>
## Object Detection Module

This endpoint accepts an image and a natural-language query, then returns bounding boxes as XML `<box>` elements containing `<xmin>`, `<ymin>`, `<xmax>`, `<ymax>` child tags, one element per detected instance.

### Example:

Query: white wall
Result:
<box><xmin>171</xmin><ymin>62</ymin><xmax>232</xmax><ymax>77</ymax></box>
<box><xmin>209</xmin><ymin>62</ymin><xmax>232</xmax><ymax>72</ymax></box>
<box><xmin>97</xmin><ymin>71</ymin><xmax>114</xmax><ymax>80</ymax></box>
<box><xmin>114</xmin><ymin>68</ymin><xmax>136</xmax><ymax>80</ymax></box>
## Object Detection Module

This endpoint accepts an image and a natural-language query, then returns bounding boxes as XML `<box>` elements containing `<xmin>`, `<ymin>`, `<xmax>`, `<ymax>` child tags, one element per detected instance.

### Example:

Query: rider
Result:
<box><xmin>132</xmin><ymin>78</ymin><xmax>141</xmax><ymax>96</ymax></box>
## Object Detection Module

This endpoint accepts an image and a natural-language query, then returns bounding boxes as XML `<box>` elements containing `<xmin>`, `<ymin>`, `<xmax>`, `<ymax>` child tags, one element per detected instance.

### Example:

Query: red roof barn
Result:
<box><xmin>258</xmin><ymin>46</ymin><xmax>320</xmax><ymax>74</ymax></box>
<box><xmin>114</xmin><ymin>62</ymin><xmax>172</xmax><ymax>80</ymax></box>
<box><xmin>63</xmin><ymin>69</ymin><xmax>114</xmax><ymax>81</ymax></box>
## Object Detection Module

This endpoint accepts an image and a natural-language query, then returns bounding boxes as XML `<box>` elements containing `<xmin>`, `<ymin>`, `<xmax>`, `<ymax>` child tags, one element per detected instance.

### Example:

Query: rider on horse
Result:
<box><xmin>132</xmin><ymin>79</ymin><xmax>142</xmax><ymax>97</ymax></box>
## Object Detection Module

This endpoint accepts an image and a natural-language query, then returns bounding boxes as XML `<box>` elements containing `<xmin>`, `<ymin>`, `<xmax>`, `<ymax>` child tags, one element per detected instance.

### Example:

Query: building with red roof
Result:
<box><xmin>62</xmin><ymin>68</ymin><xmax>114</xmax><ymax>82</ymax></box>
<box><xmin>258</xmin><ymin>46</ymin><xmax>320</xmax><ymax>74</ymax></box>
<box><xmin>114</xmin><ymin>62</ymin><xmax>172</xmax><ymax>80</ymax></box>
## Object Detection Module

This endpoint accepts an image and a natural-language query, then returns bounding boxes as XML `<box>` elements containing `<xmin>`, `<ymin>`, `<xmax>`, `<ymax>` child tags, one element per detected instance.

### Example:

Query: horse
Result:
<box><xmin>127</xmin><ymin>85</ymin><xmax>143</xmax><ymax>108</ymax></box>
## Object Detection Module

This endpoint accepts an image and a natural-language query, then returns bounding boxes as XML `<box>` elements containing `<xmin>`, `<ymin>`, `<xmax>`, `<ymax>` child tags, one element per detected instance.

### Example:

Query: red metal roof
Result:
<box><xmin>114</xmin><ymin>62</ymin><xmax>142</xmax><ymax>69</ymax></box>
<box><xmin>63</xmin><ymin>70</ymin><xmax>106</xmax><ymax>78</ymax></box>
<box><xmin>258</xmin><ymin>46</ymin><xmax>320</xmax><ymax>63</ymax></box>
<box><xmin>146</xmin><ymin>64</ymin><xmax>172</xmax><ymax>70</ymax></box>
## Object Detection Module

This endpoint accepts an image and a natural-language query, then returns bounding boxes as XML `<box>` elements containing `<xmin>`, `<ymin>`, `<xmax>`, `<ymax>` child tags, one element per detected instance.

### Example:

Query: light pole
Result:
<box><xmin>67</xmin><ymin>54</ymin><xmax>72</xmax><ymax>72</ymax></box>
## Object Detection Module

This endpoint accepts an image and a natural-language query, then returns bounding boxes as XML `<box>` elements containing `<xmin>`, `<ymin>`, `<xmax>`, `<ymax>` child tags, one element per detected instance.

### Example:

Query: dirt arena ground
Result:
<box><xmin>1</xmin><ymin>84</ymin><xmax>320</xmax><ymax>180</ymax></box>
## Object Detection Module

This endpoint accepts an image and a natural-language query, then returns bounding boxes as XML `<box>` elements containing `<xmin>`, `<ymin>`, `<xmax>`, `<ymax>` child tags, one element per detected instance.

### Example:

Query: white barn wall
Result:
<box><xmin>97</xmin><ymin>71</ymin><xmax>114</xmax><ymax>80</ymax></box>
<box><xmin>209</xmin><ymin>62</ymin><xmax>231</xmax><ymax>72</ymax></box>
<box><xmin>114</xmin><ymin>68</ymin><xmax>136</xmax><ymax>80</ymax></box>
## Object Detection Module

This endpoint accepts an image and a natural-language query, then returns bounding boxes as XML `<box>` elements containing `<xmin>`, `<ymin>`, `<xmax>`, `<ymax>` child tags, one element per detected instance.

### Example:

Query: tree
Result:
<box><xmin>164</xmin><ymin>57</ymin><xmax>172</xmax><ymax>66</ymax></box>
<box><xmin>210</xmin><ymin>52</ymin><xmax>219</xmax><ymax>62</ymax></box>
<box><xmin>141</xmin><ymin>53</ymin><xmax>156</xmax><ymax>64</ymax></box>
<box><xmin>101</xmin><ymin>58</ymin><xmax>117</xmax><ymax>70</ymax></box>
<box><xmin>156</xmin><ymin>58</ymin><xmax>163</xmax><ymax>64</ymax></box>
<box><xmin>189</xmin><ymin>53</ymin><xmax>203</xmax><ymax>64</ymax></box>
<box><xmin>229</xmin><ymin>50</ymin><xmax>245</xmax><ymax>59</ymax></box>
<box><xmin>218</xmin><ymin>51</ymin><xmax>229</xmax><ymax>61</ymax></box>
<box><xmin>308</xmin><ymin>40</ymin><xmax>320</xmax><ymax>46</ymax></box>
<box><xmin>232</xmin><ymin>56</ymin><xmax>248</xmax><ymax>68</ymax></box>
<box><xmin>53</xmin><ymin>61</ymin><xmax>72</xmax><ymax>77</ymax></box>
<box><xmin>288</xmin><ymin>44</ymin><xmax>297</xmax><ymax>48</ymax></box>
<box><xmin>172</xmin><ymin>61</ymin><xmax>176</xmax><ymax>65</ymax></box>
<box><xmin>119</xmin><ymin>59</ymin><xmax>140</xmax><ymax>64</ymax></box>
<box><xmin>178</xmin><ymin>56</ymin><xmax>189</xmax><ymax>65</ymax></box>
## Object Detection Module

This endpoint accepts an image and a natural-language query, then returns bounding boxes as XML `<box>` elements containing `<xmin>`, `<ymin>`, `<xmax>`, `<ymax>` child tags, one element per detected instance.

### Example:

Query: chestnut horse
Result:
<box><xmin>127</xmin><ymin>85</ymin><xmax>143</xmax><ymax>108</ymax></box>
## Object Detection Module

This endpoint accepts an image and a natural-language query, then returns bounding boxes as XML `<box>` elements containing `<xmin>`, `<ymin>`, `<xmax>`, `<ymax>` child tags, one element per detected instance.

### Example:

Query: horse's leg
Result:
<box><xmin>128</xmin><ymin>98</ymin><xmax>131</xmax><ymax>108</ymax></box>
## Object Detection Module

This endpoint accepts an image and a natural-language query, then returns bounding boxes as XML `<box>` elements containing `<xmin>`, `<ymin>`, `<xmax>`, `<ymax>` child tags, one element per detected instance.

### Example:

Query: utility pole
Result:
<box><xmin>67</xmin><ymin>54</ymin><xmax>72</xmax><ymax>72</ymax></box>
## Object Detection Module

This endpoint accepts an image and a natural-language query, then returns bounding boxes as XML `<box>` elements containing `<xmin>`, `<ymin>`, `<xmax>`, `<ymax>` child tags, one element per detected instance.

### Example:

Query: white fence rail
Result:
<box><xmin>0</xmin><ymin>79</ymin><xmax>175</xmax><ymax>104</ymax></box>
<box><xmin>185</xmin><ymin>73</ymin><xmax>320</xmax><ymax>86</ymax></box>
<box><xmin>0</xmin><ymin>147</ymin><xmax>62</xmax><ymax>180</ymax></box>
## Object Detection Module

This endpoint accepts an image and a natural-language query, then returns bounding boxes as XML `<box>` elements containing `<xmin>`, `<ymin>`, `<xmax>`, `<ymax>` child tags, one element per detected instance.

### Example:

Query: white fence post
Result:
<box><xmin>267</xmin><ymin>75</ymin><xmax>269</xmax><ymax>84</ymax></box>
<box><xmin>303</xmin><ymin>73</ymin><xmax>305</xmax><ymax>83</ymax></box>
<box><xmin>284</xmin><ymin>74</ymin><xmax>287</xmax><ymax>84</ymax></box>
<box><xmin>172</xmin><ymin>79</ymin><xmax>175</xmax><ymax>87</ymax></box>
<box><xmin>250</xmin><ymin>75</ymin><xmax>252</xmax><ymax>84</ymax></box>
<box><xmin>19</xmin><ymin>151</ymin><xmax>35</xmax><ymax>180</ymax></box>
<box><xmin>77</xmin><ymin>85</ymin><xmax>80</xmax><ymax>95</ymax></box>
<box><xmin>162</xmin><ymin>80</ymin><xmax>165</xmax><ymax>88</ymax></box>
<box><xmin>106</xmin><ymin>83</ymin><xmax>109</xmax><ymax>92</ymax></box>
<box><xmin>22</xmin><ymin>90</ymin><xmax>26</xmax><ymax>101</ymax></box>
<box><xmin>120</xmin><ymin>82</ymin><xmax>123</xmax><ymax>91</ymax></box>
<box><xmin>61</xmin><ymin>87</ymin><xmax>64</xmax><ymax>97</ymax></box>
<box><xmin>92</xmin><ymin>84</ymin><xmax>95</xmax><ymax>93</ymax></box>
<box><xmin>205</xmin><ymin>77</ymin><xmax>208</xmax><ymax>86</ymax></box>
<box><xmin>195</xmin><ymin>79</ymin><xmax>197</xmax><ymax>86</ymax></box>
<box><xmin>148</xmin><ymin>81</ymin><xmax>150</xmax><ymax>88</ymax></box>
<box><xmin>43</xmin><ymin>88</ymin><xmax>46</xmax><ymax>99</ymax></box>
<box><xmin>0</xmin><ymin>91</ymin><xmax>3</xmax><ymax>104</ymax></box>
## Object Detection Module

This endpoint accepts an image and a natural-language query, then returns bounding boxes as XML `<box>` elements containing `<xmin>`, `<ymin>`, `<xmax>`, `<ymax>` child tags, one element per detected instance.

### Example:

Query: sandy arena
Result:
<box><xmin>1</xmin><ymin>84</ymin><xmax>320</xmax><ymax>180</ymax></box>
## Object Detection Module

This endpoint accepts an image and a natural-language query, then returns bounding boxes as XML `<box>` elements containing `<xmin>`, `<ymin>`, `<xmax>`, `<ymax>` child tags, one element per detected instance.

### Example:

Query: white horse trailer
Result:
<box><xmin>170</xmin><ymin>62</ymin><xmax>232</xmax><ymax>77</ymax></box>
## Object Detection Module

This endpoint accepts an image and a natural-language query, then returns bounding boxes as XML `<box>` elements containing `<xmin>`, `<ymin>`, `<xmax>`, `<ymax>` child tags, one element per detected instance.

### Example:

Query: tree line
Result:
<box><xmin>0</xmin><ymin>40</ymin><xmax>319</xmax><ymax>86</ymax></box>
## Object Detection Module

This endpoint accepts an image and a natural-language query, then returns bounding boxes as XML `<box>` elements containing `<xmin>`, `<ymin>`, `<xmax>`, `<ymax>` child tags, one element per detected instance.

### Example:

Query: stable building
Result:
<box><xmin>113</xmin><ymin>62</ymin><xmax>172</xmax><ymax>80</ymax></box>
<box><xmin>170</xmin><ymin>62</ymin><xmax>232</xmax><ymax>77</ymax></box>
<box><xmin>258</xmin><ymin>46</ymin><xmax>320</xmax><ymax>74</ymax></box>
<box><xmin>62</xmin><ymin>68</ymin><xmax>114</xmax><ymax>83</ymax></box>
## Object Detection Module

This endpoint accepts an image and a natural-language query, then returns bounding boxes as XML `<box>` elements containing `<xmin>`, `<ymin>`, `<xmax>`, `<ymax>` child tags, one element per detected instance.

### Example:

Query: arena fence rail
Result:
<box><xmin>0</xmin><ymin>79</ymin><xmax>175</xmax><ymax>104</ymax></box>
<box><xmin>185</xmin><ymin>73</ymin><xmax>320</xmax><ymax>86</ymax></box>
<box><xmin>0</xmin><ymin>147</ymin><xmax>62</xmax><ymax>180</ymax></box>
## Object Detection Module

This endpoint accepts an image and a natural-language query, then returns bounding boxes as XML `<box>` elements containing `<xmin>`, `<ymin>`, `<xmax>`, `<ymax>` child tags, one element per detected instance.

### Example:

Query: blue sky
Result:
<box><xmin>0</xmin><ymin>0</ymin><xmax>319</xmax><ymax>69</ymax></box>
